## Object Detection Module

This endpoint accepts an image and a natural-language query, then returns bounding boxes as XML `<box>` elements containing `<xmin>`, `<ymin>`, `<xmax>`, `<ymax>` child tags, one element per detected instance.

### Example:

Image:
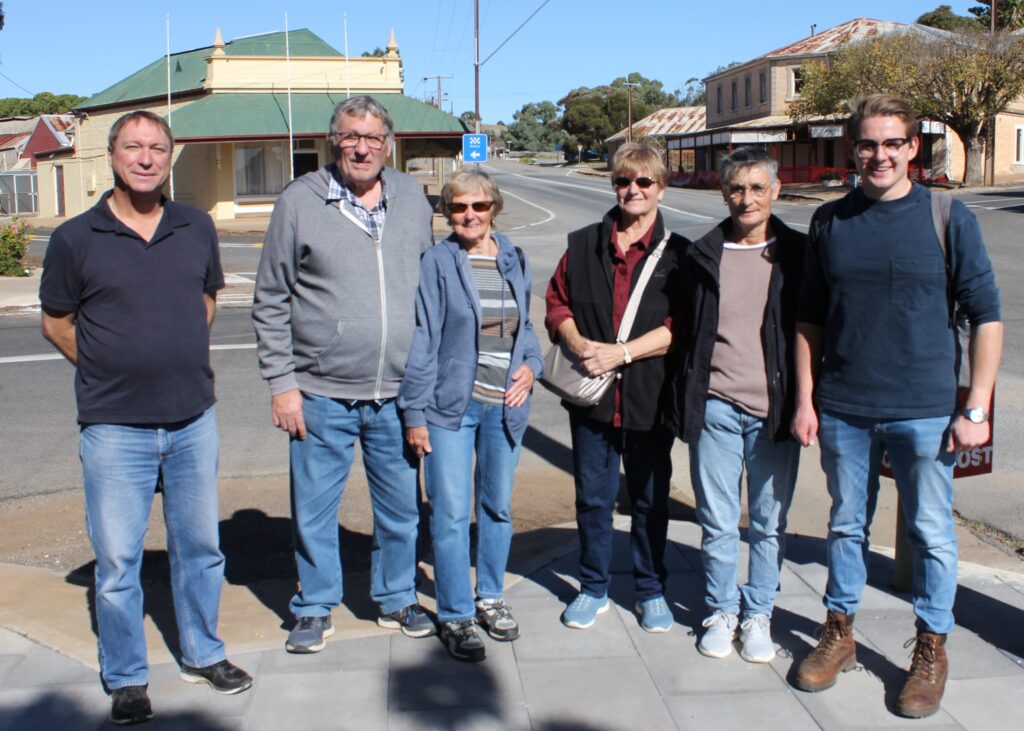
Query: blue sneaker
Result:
<box><xmin>561</xmin><ymin>592</ymin><xmax>609</xmax><ymax>629</ymax></box>
<box><xmin>377</xmin><ymin>603</ymin><xmax>437</xmax><ymax>638</ymax></box>
<box><xmin>635</xmin><ymin>596</ymin><xmax>673</xmax><ymax>633</ymax></box>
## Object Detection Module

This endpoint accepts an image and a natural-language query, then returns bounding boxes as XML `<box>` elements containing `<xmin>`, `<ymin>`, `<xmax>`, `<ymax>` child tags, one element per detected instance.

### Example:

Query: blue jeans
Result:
<box><xmin>690</xmin><ymin>398</ymin><xmax>800</xmax><ymax>618</ymax></box>
<box><xmin>819</xmin><ymin>410</ymin><xmax>957</xmax><ymax>634</ymax></box>
<box><xmin>289</xmin><ymin>395</ymin><xmax>420</xmax><ymax>617</ymax></box>
<box><xmin>424</xmin><ymin>400</ymin><xmax>521</xmax><ymax>622</ymax></box>
<box><xmin>569</xmin><ymin>413</ymin><xmax>673</xmax><ymax>601</ymax></box>
<box><xmin>79</xmin><ymin>407</ymin><xmax>225</xmax><ymax>690</ymax></box>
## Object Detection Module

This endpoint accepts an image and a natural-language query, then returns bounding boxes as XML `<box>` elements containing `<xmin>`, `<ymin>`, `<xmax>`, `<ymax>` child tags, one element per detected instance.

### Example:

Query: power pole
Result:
<box><xmin>474</xmin><ymin>0</ymin><xmax>481</xmax><ymax>132</ymax></box>
<box><xmin>624</xmin><ymin>82</ymin><xmax>641</xmax><ymax>143</ymax></box>
<box><xmin>423</xmin><ymin>75</ymin><xmax>453</xmax><ymax>110</ymax></box>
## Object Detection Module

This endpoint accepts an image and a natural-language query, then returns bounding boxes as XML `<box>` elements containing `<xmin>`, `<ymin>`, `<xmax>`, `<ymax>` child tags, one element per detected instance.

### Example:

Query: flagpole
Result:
<box><xmin>166</xmin><ymin>13</ymin><xmax>174</xmax><ymax>199</ymax></box>
<box><xmin>285</xmin><ymin>13</ymin><xmax>295</xmax><ymax>181</ymax></box>
<box><xmin>344</xmin><ymin>13</ymin><xmax>351</xmax><ymax>98</ymax></box>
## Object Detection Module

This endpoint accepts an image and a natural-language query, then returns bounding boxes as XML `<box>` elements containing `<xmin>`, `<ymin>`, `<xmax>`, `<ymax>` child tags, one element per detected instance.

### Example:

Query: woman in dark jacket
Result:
<box><xmin>545</xmin><ymin>142</ymin><xmax>687</xmax><ymax>632</ymax></box>
<box><xmin>399</xmin><ymin>168</ymin><xmax>543</xmax><ymax>662</ymax></box>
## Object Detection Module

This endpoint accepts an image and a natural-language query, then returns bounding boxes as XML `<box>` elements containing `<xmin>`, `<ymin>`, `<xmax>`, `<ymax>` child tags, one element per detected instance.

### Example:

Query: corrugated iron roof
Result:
<box><xmin>606</xmin><ymin>106</ymin><xmax>705</xmax><ymax>142</ymax></box>
<box><xmin>0</xmin><ymin>133</ymin><xmax>29</xmax><ymax>151</ymax></box>
<box><xmin>169</xmin><ymin>93</ymin><xmax>463</xmax><ymax>139</ymax></box>
<box><xmin>81</xmin><ymin>29</ymin><xmax>341</xmax><ymax>110</ymax></box>
<box><xmin>766</xmin><ymin>18</ymin><xmax>908</xmax><ymax>57</ymax></box>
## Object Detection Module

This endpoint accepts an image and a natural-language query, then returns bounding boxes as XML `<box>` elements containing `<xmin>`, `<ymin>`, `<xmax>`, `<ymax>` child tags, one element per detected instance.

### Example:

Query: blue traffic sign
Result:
<box><xmin>462</xmin><ymin>133</ymin><xmax>489</xmax><ymax>163</ymax></box>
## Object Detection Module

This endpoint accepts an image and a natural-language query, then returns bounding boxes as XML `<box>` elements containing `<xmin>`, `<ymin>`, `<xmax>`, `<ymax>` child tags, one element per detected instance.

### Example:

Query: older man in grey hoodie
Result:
<box><xmin>253</xmin><ymin>96</ymin><xmax>436</xmax><ymax>653</ymax></box>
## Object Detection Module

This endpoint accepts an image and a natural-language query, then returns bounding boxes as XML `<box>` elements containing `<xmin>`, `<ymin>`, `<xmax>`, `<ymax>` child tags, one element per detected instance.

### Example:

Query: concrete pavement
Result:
<box><xmin>1</xmin><ymin>517</ymin><xmax>1022</xmax><ymax>730</ymax></box>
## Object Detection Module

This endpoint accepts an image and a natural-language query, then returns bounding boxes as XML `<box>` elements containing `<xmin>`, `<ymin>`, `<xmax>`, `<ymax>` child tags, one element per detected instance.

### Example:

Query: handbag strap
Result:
<box><xmin>616</xmin><ymin>231</ymin><xmax>670</xmax><ymax>344</ymax></box>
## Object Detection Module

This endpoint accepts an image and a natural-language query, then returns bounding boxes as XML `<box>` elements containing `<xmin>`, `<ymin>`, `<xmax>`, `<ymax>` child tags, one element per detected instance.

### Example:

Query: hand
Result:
<box><xmin>790</xmin><ymin>401</ymin><xmax>819</xmax><ymax>447</ymax></box>
<box><xmin>504</xmin><ymin>364</ymin><xmax>536</xmax><ymax>408</ymax></box>
<box><xmin>405</xmin><ymin>426</ymin><xmax>432</xmax><ymax>458</ymax></box>
<box><xmin>947</xmin><ymin>415</ymin><xmax>990</xmax><ymax>453</ymax></box>
<box><xmin>271</xmin><ymin>389</ymin><xmax>307</xmax><ymax>440</ymax></box>
<box><xmin>579</xmin><ymin>341</ymin><xmax>622</xmax><ymax>377</ymax></box>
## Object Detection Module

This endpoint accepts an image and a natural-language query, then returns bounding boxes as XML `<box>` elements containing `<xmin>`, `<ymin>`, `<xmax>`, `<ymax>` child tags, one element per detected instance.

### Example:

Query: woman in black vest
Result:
<box><xmin>544</xmin><ymin>143</ymin><xmax>687</xmax><ymax>632</ymax></box>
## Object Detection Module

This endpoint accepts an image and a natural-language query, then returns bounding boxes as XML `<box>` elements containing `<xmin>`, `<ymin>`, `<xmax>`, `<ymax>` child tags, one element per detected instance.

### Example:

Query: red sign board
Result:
<box><xmin>881</xmin><ymin>388</ymin><xmax>994</xmax><ymax>480</ymax></box>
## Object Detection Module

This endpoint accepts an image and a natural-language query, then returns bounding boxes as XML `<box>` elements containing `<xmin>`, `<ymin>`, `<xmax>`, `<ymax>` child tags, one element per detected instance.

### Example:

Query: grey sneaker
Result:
<box><xmin>286</xmin><ymin>615</ymin><xmax>335</xmax><ymax>653</ymax></box>
<box><xmin>698</xmin><ymin>611</ymin><xmax>738</xmax><ymax>658</ymax></box>
<box><xmin>476</xmin><ymin>598</ymin><xmax>520</xmax><ymax>641</ymax></box>
<box><xmin>441</xmin><ymin>620</ymin><xmax>486</xmax><ymax>662</ymax></box>
<box><xmin>377</xmin><ymin>603</ymin><xmax>437</xmax><ymax>637</ymax></box>
<box><xmin>739</xmin><ymin>614</ymin><xmax>776</xmax><ymax>663</ymax></box>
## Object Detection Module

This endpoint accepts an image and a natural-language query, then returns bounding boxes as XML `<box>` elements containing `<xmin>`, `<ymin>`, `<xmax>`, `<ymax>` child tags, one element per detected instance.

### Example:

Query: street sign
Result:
<box><xmin>462</xmin><ymin>133</ymin><xmax>489</xmax><ymax>163</ymax></box>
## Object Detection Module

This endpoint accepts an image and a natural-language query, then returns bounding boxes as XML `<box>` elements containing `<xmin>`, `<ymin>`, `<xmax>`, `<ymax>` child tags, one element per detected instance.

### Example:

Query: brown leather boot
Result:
<box><xmin>896</xmin><ymin>630</ymin><xmax>948</xmax><ymax>718</ymax></box>
<box><xmin>793</xmin><ymin>610</ymin><xmax>857</xmax><ymax>692</ymax></box>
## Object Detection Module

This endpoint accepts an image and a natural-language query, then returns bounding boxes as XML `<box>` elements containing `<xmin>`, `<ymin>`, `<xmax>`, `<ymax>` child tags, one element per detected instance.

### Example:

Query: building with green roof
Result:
<box><xmin>36</xmin><ymin>28</ymin><xmax>465</xmax><ymax>220</ymax></box>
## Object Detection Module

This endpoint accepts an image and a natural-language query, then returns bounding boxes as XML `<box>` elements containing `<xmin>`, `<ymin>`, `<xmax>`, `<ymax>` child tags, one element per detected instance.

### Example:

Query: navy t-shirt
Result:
<box><xmin>798</xmin><ymin>184</ymin><xmax>1000</xmax><ymax>419</ymax></box>
<box><xmin>39</xmin><ymin>193</ymin><xmax>224</xmax><ymax>425</ymax></box>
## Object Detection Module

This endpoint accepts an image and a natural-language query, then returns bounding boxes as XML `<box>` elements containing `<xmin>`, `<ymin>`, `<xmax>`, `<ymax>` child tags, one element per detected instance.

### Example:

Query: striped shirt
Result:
<box><xmin>468</xmin><ymin>255</ymin><xmax>519</xmax><ymax>404</ymax></box>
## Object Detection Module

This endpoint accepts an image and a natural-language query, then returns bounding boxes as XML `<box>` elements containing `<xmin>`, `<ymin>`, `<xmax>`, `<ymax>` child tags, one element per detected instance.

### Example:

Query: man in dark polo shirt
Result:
<box><xmin>39</xmin><ymin>110</ymin><xmax>252</xmax><ymax>725</ymax></box>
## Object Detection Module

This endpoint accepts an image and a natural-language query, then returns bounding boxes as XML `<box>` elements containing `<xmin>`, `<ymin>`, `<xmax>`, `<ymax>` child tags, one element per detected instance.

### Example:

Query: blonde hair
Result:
<box><xmin>611</xmin><ymin>142</ymin><xmax>668</xmax><ymax>188</ymax></box>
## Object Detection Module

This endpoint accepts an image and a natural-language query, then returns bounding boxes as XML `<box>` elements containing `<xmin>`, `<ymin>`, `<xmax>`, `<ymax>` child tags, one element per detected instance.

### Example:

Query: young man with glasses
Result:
<box><xmin>253</xmin><ymin>96</ymin><xmax>437</xmax><ymax>654</ymax></box>
<box><xmin>672</xmin><ymin>147</ymin><xmax>805</xmax><ymax>664</ymax></box>
<box><xmin>791</xmin><ymin>94</ymin><xmax>1002</xmax><ymax>718</ymax></box>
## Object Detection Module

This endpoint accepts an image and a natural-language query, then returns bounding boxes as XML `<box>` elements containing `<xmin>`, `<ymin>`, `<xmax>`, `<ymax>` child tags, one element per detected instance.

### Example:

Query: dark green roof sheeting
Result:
<box><xmin>169</xmin><ymin>93</ymin><xmax>464</xmax><ymax>138</ymax></box>
<box><xmin>81</xmin><ymin>29</ymin><xmax>340</xmax><ymax>109</ymax></box>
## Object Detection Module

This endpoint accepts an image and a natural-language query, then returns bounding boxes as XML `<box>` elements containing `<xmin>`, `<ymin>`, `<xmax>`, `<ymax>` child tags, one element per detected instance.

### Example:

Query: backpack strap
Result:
<box><xmin>930</xmin><ymin>190</ymin><xmax>955</xmax><ymax>326</ymax></box>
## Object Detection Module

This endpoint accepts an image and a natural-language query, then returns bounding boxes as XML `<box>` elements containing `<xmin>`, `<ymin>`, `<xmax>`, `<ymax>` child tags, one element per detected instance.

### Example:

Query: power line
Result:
<box><xmin>0</xmin><ymin>70</ymin><xmax>35</xmax><ymax>97</ymax></box>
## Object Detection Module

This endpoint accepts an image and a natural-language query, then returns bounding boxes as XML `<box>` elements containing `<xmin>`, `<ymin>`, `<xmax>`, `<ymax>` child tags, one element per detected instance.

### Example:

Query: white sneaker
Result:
<box><xmin>739</xmin><ymin>614</ymin><xmax>776</xmax><ymax>663</ymax></box>
<box><xmin>698</xmin><ymin>611</ymin><xmax>738</xmax><ymax>658</ymax></box>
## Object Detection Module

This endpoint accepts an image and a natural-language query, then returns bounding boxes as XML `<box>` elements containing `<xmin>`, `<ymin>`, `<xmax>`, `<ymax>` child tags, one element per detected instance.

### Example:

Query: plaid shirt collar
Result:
<box><xmin>327</xmin><ymin>164</ymin><xmax>387</xmax><ymax>240</ymax></box>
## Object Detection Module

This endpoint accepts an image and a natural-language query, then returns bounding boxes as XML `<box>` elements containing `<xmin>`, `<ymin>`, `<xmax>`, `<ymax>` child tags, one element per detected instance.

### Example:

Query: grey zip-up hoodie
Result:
<box><xmin>252</xmin><ymin>164</ymin><xmax>433</xmax><ymax>400</ymax></box>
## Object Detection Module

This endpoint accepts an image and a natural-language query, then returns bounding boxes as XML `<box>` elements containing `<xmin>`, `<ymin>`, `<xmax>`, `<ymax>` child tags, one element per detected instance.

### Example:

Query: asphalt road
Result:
<box><xmin>2</xmin><ymin>160</ymin><xmax>1022</xmax><ymax>543</ymax></box>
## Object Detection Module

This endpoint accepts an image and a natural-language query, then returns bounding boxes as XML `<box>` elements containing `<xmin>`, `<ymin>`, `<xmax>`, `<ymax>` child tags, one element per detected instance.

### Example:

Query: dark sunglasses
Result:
<box><xmin>613</xmin><ymin>176</ymin><xmax>657</xmax><ymax>189</ymax></box>
<box><xmin>448</xmin><ymin>200</ymin><xmax>494</xmax><ymax>214</ymax></box>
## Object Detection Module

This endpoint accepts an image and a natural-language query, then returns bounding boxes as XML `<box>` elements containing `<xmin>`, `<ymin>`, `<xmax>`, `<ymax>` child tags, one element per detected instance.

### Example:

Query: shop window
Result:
<box><xmin>744</xmin><ymin>77</ymin><xmax>751</xmax><ymax>108</ymax></box>
<box><xmin>716</xmin><ymin>85</ymin><xmax>723</xmax><ymax>114</ymax></box>
<box><xmin>731</xmin><ymin>81</ymin><xmax>737</xmax><ymax>111</ymax></box>
<box><xmin>234</xmin><ymin>143</ymin><xmax>286</xmax><ymax>197</ymax></box>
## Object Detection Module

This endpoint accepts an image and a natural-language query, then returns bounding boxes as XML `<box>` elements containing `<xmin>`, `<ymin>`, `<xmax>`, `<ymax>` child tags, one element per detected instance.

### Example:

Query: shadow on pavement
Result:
<box><xmin>0</xmin><ymin>691</ymin><xmax>236</xmax><ymax>731</ymax></box>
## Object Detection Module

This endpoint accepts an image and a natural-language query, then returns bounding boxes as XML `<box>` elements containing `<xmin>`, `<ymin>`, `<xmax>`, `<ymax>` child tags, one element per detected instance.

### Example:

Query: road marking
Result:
<box><xmin>0</xmin><ymin>342</ymin><xmax>257</xmax><ymax>365</ymax></box>
<box><xmin>966</xmin><ymin>202</ymin><xmax>1024</xmax><ymax>211</ymax></box>
<box><xmin>221</xmin><ymin>242</ymin><xmax>263</xmax><ymax>248</ymax></box>
<box><xmin>501</xmin><ymin>188</ymin><xmax>557</xmax><ymax>230</ymax></box>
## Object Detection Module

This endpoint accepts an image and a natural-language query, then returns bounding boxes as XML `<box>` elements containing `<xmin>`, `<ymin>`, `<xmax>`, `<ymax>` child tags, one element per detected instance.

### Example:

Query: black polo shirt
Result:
<box><xmin>40</xmin><ymin>192</ymin><xmax>224</xmax><ymax>425</ymax></box>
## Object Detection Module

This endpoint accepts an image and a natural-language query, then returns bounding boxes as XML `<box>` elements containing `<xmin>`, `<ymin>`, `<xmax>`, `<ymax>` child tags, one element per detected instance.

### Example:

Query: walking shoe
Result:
<box><xmin>896</xmin><ymin>630</ymin><xmax>949</xmax><ymax>718</ymax></box>
<box><xmin>698</xmin><ymin>611</ymin><xmax>739</xmax><ymax>658</ymax></box>
<box><xmin>560</xmin><ymin>592</ymin><xmax>610</xmax><ymax>629</ymax></box>
<box><xmin>635</xmin><ymin>596</ymin><xmax>673</xmax><ymax>633</ymax></box>
<box><xmin>286</xmin><ymin>615</ymin><xmax>335</xmax><ymax>653</ymax></box>
<box><xmin>179</xmin><ymin>659</ymin><xmax>253</xmax><ymax>695</ymax></box>
<box><xmin>441</xmin><ymin>620</ymin><xmax>486</xmax><ymax>662</ymax></box>
<box><xmin>110</xmin><ymin>684</ymin><xmax>153</xmax><ymax>725</ymax></box>
<box><xmin>476</xmin><ymin>598</ymin><xmax>520</xmax><ymax>641</ymax></box>
<box><xmin>793</xmin><ymin>610</ymin><xmax>857</xmax><ymax>692</ymax></box>
<box><xmin>739</xmin><ymin>614</ymin><xmax>776</xmax><ymax>663</ymax></box>
<box><xmin>378</xmin><ymin>603</ymin><xmax>437</xmax><ymax>637</ymax></box>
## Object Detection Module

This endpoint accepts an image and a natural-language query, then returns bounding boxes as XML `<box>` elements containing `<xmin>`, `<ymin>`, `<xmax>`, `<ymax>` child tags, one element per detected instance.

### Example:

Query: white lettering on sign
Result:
<box><xmin>956</xmin><ymin>445</ymin><xmax>994</xmax><ymax>469</ymax></box>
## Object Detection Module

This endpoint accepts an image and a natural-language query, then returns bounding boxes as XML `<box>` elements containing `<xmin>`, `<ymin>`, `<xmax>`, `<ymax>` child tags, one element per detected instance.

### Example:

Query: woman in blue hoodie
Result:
<box><xmin>398</xmin><ymin>168</ymin><xmax>544</xmax><ymax>662</ymax></box>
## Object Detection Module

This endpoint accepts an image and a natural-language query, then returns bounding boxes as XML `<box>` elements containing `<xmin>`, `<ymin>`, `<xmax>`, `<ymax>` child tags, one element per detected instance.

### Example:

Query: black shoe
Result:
<box><xmin>179</xmin><ymin>659</ymin><xmax>253</xmax><ymax>695</ymax></box>
<box><xmin>441</xmin><ymin>620</ymin><xmax>486</xmax><ymax>662</ymax></box>
<box><xmin>110</xmin><ymin>684</ymin><xmax>153</xmax><ymax>725</ymax></box>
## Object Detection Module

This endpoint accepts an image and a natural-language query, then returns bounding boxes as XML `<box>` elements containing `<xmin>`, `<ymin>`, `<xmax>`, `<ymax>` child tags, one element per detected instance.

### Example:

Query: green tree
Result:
<box><xmin>790</xmin><ymin>29</ymin><xmax>1024</xmax><ymax>185</ymax></box>
<box><xmin>0</xmin><ymin>92</ymin><xmax>87</xmax><ymax>116</ymax></box>
<box><xmin>969</xmin><ymin>1</ymin><xmax>1024</xmax><ymax>29</ymax></box>
<box><xmin>504</xmin><ymin>101</ymin><xmax>565</xmax><ymax>152</ymax></box>
<box><xmin>917</xmin><ymin>4</ymin><xmax>983</xmax><ymax>30</ymax></box>
<box><xmin>559</xmin><ymin>73</ymin><xmax>681</xmax><ymax>152</ymax></box>
<box><xmin>458</xmin><ymin>110</ymin><xmax>476</xmax><ymax>130</ymax></box>
<box><xmin>361</xmin><ymin>47</ymin><xmax>386</xmax><ymax>57</ymax></box>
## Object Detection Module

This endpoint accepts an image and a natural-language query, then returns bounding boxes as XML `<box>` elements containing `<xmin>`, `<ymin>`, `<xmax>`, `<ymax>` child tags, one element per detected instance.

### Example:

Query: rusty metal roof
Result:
<box><xmin>0</xmin><ymin>133</ymin><xmax>29</xmax><ymax>151</ymax></box>
<box><xmin>766</xmin><ymin>18</ymin><xmax>908</xmax><ymax>57</ymax></box>
<box><xmin>606</xmin><ymin>106</ymin><xmax>706</xmax><ymax>142</ymax></box>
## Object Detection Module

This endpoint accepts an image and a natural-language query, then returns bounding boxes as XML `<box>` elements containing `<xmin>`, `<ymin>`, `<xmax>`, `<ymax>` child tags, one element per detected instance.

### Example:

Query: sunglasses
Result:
<box><xmin>448</xmin><ymin>200</ymin><xmax>494</xmax><ymax>214</ymax></box>
<box><xmin>613</xmin><ymin>176</ymin><xmax>658</xmax><ymax>189</ymax></box>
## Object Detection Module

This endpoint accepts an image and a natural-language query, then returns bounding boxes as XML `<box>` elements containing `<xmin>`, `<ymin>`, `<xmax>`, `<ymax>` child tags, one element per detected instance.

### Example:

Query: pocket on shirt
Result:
<box><xmin>890</xmin><ymin>258</ymin><xmax>945</xmax><ymax>309</ymax></box>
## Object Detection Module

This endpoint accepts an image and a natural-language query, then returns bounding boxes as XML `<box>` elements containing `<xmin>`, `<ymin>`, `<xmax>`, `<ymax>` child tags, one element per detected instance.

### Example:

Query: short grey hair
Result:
<box><xmin>719</xmin><ymin>147</ymin><xmax>778</xmax><ymax>187</ymax></box>
<box><xmin>439</xmin><ymin>167</ymin><xmax>504</xmax><ymax>219</ymax></box>
<box><xmin>328</xmin><ymin>95</ymin><xmax>395</xmax><ymax>139</ymax></box>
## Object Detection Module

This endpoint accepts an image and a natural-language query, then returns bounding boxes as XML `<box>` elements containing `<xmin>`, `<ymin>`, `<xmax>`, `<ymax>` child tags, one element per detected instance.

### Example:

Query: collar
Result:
<box><xmin>326</xmin><ymin>163</ymin><xmax>386</xmax><ymax>206</ymax></box>
<box><xmin>88</xmin><ymin>190</ymin><xmax>190</xmax><ymax>243</ymax></box>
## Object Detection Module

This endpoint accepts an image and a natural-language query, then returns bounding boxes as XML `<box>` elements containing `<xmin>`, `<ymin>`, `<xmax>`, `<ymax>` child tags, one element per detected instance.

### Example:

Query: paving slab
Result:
<box><xmin>387</xmin><ymin>704</ymin><xmax>531</xmax><ymax>731</ymax></box>
<box><xmin>245</xmin><ymin>668</ymin><xmax>388</xmax><ymax>731</ymax></box>
<box><xmin>0</xmin><ymin>684</ymin><xmax>108</xmax><ymax>731</ymax></box>
<box><xmin>665</xmin><ymin>690</ymin><xmax>820</xmax><ymax>731</ymax></box>
<box><xmin>941</xmin><ymin>674</ymin><xmax>1024</xmax><ymax>730</ymax></box>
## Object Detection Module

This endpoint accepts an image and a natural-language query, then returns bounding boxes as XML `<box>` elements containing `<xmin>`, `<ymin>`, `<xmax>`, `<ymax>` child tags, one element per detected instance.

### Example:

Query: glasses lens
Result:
<box><xmin>471</xmin><ymin>201</ymin><xmax>494</xmax><ymax>212</ymax></box>
<box><xmin>337</xmin><ymin>133</ymin><xmax>385</xmax><ymax>150</ymax></box>
<box><xmin>634</xmin><ymin>177</ymin><xmax>656</xmax><ymax>189</ymax></box>
<box><xmin>448</xmin><ymin>203</ymin><xmax>469</xmax><ymax>213</ymax></box>
<box><xmin>613</xmin><ymin>177</ymin><xmax>632</xmax><ymax>188</ymax></box>
<box><xmin>614</xmin><ymin>176</ymin><xmax>657</xmax><ymax>189</ymax></box>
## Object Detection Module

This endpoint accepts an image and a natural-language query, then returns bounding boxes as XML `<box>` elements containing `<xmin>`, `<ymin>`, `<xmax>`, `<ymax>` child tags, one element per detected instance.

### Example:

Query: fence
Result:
<box><xmin>0</xmin><ymin>171</ymin><xmax>38</xmax><ymax>215</ymax></box>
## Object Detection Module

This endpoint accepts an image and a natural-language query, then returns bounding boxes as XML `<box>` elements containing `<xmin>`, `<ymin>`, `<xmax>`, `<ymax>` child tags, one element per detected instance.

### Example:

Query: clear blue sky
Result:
<box><xmin>0</xmin><ymin>1</ymin><xmax>981</xmax><ymax>125</ymax></box>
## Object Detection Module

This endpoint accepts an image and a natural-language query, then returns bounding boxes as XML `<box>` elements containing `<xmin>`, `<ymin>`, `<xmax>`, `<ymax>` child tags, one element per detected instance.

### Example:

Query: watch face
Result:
<box><xmin>965</xmin><ymin>407</ymin><xmax>987</xmax><ymax>424</ymax></box>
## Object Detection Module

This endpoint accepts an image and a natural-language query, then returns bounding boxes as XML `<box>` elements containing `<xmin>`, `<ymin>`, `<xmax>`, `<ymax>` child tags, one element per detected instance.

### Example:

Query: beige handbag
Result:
<box><xmin>541</xmin><ymin>233</ymin><xmax>669</xmax><ymax>407</ymax></box>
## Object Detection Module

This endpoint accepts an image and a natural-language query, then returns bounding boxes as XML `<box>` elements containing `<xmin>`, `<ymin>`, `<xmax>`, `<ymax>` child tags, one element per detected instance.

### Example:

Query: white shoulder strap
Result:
<box><xmin>616</xmin><ymin>231</ymin><xmax>670</xmax><ymax>344</ymax></box>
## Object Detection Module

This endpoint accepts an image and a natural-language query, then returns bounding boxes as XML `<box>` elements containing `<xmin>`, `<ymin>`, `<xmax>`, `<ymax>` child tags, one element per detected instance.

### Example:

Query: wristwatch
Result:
<box><xmin>962</xmin><ymin>407</ymin><xmax>990</xmax><ymax>424</ymax></box>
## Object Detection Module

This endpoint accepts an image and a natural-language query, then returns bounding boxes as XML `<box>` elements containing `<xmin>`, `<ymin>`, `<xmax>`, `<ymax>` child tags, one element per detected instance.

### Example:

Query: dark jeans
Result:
<box><xmin>569</xmin><ymin>412</ymin><xmax>673</xmax><ymax>601</ymax></box>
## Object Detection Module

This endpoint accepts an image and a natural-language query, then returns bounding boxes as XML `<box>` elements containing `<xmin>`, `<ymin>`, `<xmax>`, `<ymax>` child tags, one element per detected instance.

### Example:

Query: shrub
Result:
<box><xmin>0</xmin><ymin>218</ymin><xmax>32</xmax><ymax>277</ymax></box>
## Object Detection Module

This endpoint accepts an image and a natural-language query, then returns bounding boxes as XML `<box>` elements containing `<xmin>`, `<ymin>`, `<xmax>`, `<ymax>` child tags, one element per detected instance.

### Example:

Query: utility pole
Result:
<box><xmin>474</xmin><ymin>0</ymin><xmax>480</xmax><ymax>133</ymax></box>
<box><xmin>624</xmin><ymin>81</ymin><xmax>641</xmax><ymax>142</ymax></box>
<box><xmin>423</xmin><ymin>75</ymin><xmax>453</xmax><ymax>110</ymax></box>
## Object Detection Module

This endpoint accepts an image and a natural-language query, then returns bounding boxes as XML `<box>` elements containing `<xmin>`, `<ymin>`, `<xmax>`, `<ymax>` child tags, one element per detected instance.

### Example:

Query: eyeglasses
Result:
<box><xmin>727</xmin><ymin>183</ymin><xmax>771</xmax><ymax>200</ymax></box>
<box><xmin>852</xmin><ymin>138</ymin><xmax>911</xmax><ymax>158</ymax></box>
<box><xmin>613</xmin><ymin>176</ymin><xmax>658</xmax><ymax>189</ymax></box>
<box><xmin>332</xmin><ymin>132</ymin><xmax>388</xmax><ymax>151</ymax></box>
<box><xmin>448</xmin><ymin>200</ymin><xmax>494</xmax><ymax>214</ymax></box>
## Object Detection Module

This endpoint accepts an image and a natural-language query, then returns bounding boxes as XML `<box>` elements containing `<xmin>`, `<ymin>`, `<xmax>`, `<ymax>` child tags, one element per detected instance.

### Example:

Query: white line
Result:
<box><xmin>500</xmin><ymin>188</ymin><xmax>556</xmax><ymax>227</ymax></box>
<box><xmin>0</xmin><ymin>342</ymin><xmax>258</xmax><ymax>365</ymax></box>
<box><xmin>659</xmin><ymin>204</ymin><xmax>714</xmax><ymax>221</ymax></box>
<box><xmin>967</xmin><ymin>202</ymin><xmax>1024</xmax><ymax>211</ymax></box>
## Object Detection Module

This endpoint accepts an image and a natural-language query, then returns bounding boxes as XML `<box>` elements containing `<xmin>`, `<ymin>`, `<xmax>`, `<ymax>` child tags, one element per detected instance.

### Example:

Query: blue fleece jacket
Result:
<box><xmin>397</xmin><ymin>232</ymin><xmax>544</xmax><ymax>442</ymax></box>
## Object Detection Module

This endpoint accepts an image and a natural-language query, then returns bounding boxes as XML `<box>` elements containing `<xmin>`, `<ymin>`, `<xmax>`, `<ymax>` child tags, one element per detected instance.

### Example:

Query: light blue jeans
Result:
<box><xmin>79</xmin><ymin>406</ymin><xmax>225</xmax><ymax>690</ymax></box>
<box><xmin>690</xmin><ymin>398</ymin><xmax>800</xmax><ymax>618</ymax></box>
<box><xmin>424</xmin><ymin>400</ymin><xmax>521</xmax><ymax>622</ymax></box>
<box><xmin>819</xmin><ymin>410</ymin><xmax>957</xmax><ymax>634</ymax></box>
<box><xmin>289</xmin><ymin>395</ymin><xmax>420</xmax><ymax>617</ymax></box>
